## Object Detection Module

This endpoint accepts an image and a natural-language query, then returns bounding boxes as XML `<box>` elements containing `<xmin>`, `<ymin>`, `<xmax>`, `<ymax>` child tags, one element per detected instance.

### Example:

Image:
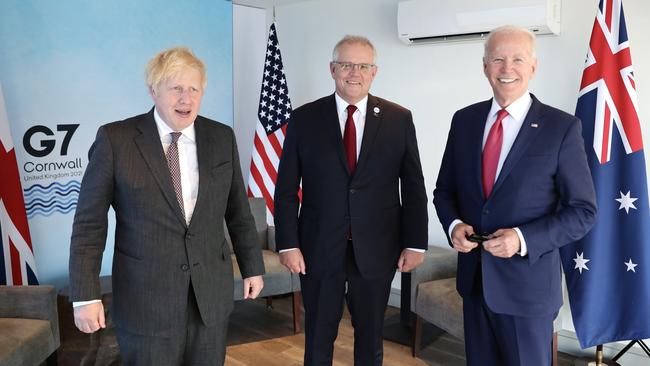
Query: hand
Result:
<box><xmin>397</xmin><ymin>249</ymin><xmax>425</xmax><ymax>272</ymax></box>
<box><xmin>73</xmin><ymin>302</ymin><xmax>106</xmax><ymax>333</ymax></box>
<box><xmin>243</xmin><ymin>275</ymin><xmax>264</xmax><ymax>299</ymax></box>
<box><xmin>482</xmin><ymin>228</ymin><xmax>520</xmax><ymax>258</ymax></box>
<box><xmin>451</xmin><ymin>223</ymin><xmax>479</xmax><ymax>253</ymax></box>
<box><xmin>279</xmin><ymin>249</ymin><xmax>306</xmax><ymax>275</ymax></box>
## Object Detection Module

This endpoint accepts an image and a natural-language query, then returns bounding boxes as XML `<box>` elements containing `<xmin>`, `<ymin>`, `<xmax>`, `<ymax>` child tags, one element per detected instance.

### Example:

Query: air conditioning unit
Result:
<box><xmin>397</xmin><ymin>0</ymin><xmax>561</xmax><ymax>45</ymax></box>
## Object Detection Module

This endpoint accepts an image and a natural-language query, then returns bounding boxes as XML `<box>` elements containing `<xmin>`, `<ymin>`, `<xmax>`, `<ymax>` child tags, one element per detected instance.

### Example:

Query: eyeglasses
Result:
<box><xmin>332</xmin><ymin>61</ymin><xmax>376</xmax><ymax>73</ymax></box>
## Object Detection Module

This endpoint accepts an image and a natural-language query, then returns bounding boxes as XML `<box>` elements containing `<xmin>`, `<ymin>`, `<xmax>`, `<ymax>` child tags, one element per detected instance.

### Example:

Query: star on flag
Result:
<box><xmin>574</xmin><ymin>252</ymin><xmax>590</xmax><ymax>274</ymax></box>
<box><xmin>624</xmin><ymin>258</ymin><xmax>638</xmax><ymax>273</ymax></box>
<box><xmin>615</xmin><ymin>190</ymin><xmax>638</xmax><ymax>214</ymax></box>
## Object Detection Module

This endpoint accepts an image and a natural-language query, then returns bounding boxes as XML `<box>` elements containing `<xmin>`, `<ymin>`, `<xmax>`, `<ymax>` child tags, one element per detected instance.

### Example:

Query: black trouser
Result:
<box><xmin>300</xmin><ymin>242</ymin><xmax>394</xmax><ymax>366</ymax></box>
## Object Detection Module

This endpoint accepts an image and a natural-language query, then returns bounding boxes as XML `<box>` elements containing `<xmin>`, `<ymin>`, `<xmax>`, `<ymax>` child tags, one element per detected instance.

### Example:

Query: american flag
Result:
<box><xmin>0</xmin><ymin>84</ymin><xmax>39</xmax><ymax>285</ymax></box>
<box><xmin>248</xmin><ymin>23</ymin><xmax>292</xmax><ymax>224</ymax></box>
<box><xmin>560</xmin><ymin>0</ymin><xmax>650</xmax><ymax>348</ymax></box>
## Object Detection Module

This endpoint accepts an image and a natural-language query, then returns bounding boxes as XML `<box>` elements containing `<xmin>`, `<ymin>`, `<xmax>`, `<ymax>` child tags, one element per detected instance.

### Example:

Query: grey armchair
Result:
<box><xmin>226</xmin><ymin>197</ymin><xmax>302</xmax><ymax>333</ymax></box>
<box><xmin>0</xmin><ymin>285</ymin><xmax>60</xmax><ymax>366</ymax></box>
<box><xmin>410</xmin><ymin>245</ymin><xmax>459</xmax><ymax>358</ymax></box>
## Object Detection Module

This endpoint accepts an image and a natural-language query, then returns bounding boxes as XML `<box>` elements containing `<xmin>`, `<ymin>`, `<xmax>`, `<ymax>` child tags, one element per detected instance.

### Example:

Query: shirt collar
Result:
<box><xmin>335</xmin><ymin>93</ymin><xmax>368</xmax><ymax>118</ymax></box>
<box><xmin>489</xmin><ymin>92</ymin><xmax>532</xmax><ymax>122</ymax></box>
<box><xmin>153</xmin><ymin>107</ymin><xmax>196</xmax><ymax>142</ymax></box>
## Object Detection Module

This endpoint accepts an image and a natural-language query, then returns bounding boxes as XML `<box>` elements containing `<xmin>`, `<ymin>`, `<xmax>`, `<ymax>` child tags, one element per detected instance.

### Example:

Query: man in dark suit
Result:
<box><xmin>68</xmin><ymin>47</ymin><xmax>265</xmax><ymax>365</ymax></box>
<box><xmin>433</xmin><ymin>26</ymin><xmax>597</xmax><ymax>365</ymax></box>
<box><xmin>274</xmin><ymin>35</ymin><xmax>428</xmax><ymax>365</ymax></box>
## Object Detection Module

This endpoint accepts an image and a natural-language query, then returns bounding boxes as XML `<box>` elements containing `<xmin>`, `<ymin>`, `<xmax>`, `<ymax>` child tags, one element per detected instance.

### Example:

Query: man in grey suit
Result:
<box><xmin>69</xmin><ymin>47</ymin><xmax>265</xmax><ymax>365</ymax></box>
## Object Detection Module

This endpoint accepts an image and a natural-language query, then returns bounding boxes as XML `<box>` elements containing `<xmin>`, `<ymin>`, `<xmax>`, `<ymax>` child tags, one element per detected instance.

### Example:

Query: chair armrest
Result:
<box><xmin>410</xmin><ymin>246</ymin><xmax>457</xmax><ymax>311</ymax></box>
<box><xmin>0</xmin><ymin>285</ymin><xmax>60</xmax><ymax>345</ymax></box>
<box><xmin>267</xmin><ymin>226</ymin><xmax>277</xmax><ymax>252</ymax></box>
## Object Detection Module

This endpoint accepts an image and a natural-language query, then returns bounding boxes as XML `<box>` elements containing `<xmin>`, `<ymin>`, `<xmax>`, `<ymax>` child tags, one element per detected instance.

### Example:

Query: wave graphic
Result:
<box><xmin>24</xmin><ymin>181</ymin><xmax>81</xmax><ymax>196</ymax></box>
<box><xmin>24</xmin><ymin>180</ymin><xmax>80</xmax><ymax>218</ymax></box>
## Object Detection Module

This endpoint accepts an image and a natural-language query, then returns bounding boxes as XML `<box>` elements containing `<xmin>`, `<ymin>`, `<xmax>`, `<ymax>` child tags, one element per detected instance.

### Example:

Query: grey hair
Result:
<box><xmin>483</xmin><ymin>25</ymin><xmax>537</xmax><ymax>60</ymax></box>
<box><xmin>332</xmin><ymin>35</ymin><xmax>377</xmax><ymax>62</ymax></box>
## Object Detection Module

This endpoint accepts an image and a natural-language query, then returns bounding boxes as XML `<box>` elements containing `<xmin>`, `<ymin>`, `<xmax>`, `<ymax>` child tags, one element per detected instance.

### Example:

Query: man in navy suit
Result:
<box><xmin>433</xmin><ymin>26</ymin><xmax>597</xmax><ymax>365</ymax></box>
<box><xmin>274</xmin><ymin>35</ymin><xmax>428</xmax><ymax>365</ymax></box>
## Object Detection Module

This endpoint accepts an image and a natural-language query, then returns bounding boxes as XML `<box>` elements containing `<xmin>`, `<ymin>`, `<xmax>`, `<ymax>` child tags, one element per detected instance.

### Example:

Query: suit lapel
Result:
<box><xmin>355</xmin><ymin>95</ymin><xmax>381</xmax><ymax>176</ymax></box>
<box><xmin>134</xmin><ymin>109</ymin><xmax>187</xmax><ymax>227</ymax></box>
<box><xmin>491</xmin><ymin>95</ymin><xmax>545</xmax><ymax>196</ymax></box>
<box><xmin>189</xmin><ymin>118</ymin><xmax>212</xmax><ymax>227</ymax></box>
<box><xmin>323</xmin><ymin>94</ymin><xmax>351</xmax><ymax>174</ymax></box>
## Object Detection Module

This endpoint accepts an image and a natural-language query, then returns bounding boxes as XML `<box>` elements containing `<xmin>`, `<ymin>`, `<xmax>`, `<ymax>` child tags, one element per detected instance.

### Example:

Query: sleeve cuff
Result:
<box><xmin>513</xmin><ymin>227</ymin><xmax>527</xmax><ymax>256</ymax></box>
<box><xmin>448</xmin><ymin>219</ymin><xmax>463</xmax><ymax>239</ymax></box>
<box><xmin>279</xmin><ymin>248</ymin><xmax>299</xmax><ymax>253</ymax></box>
<box><xmin>406</xmin><ymin>248</ymin><xmax>426</xmax><ymax>253</ymax></box>
<box><xmin>73</xmin><ymin>299</ymin><xmax>102</xmax><ymax>307</ymax></box>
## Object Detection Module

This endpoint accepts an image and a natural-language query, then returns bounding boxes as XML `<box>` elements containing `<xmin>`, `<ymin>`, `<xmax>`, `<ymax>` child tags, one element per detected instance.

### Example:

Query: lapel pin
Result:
<box><xmin>531</xmin><ymin>123</ymin><xmax>539</xmax><ymax>128</ymax></box>
<box><xmin>373</xmin><ymin>106</ymin><xmax>380</xmax><ymax>116</ymax></box>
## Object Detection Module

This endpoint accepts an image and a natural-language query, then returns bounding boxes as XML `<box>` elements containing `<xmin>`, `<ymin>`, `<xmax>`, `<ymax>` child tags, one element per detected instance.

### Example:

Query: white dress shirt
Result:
<box><xmin>74</xmin><ymin>109</ymin><xmax>199</xmax><ymax>307</ymax></box>
<box><xmin>449</xmin><ymin>92</ymin><xmax>533</xmax><ymax>256</ymax></box>
<box><xmin>335</xmin><ymin>92</ymin><xmax>367</xmax><ymax>159</ymax></box>
<box><xmin>154</xmin><ymin>108</ymin><xmax>199</xmax><ymax>225</ymax></box>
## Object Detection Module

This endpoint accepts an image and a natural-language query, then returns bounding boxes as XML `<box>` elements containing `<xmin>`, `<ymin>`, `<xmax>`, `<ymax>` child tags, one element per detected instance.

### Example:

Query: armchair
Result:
<box><xmin>0</xmin><ymin>285</ymin><xmax>60</xmax><ymax>366</ymax></box>
<box><xmin>226</xmin><ymin>197</ymin><xmax>302</xmax><ymax>333</ymax></box>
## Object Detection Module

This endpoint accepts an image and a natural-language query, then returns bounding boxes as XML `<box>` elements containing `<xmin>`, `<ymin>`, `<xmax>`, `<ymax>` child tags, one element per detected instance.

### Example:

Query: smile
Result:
<box><xmin>498</xmin><ymin>78</ymin><xmax>517</xmax><ymax>83</ymax></box>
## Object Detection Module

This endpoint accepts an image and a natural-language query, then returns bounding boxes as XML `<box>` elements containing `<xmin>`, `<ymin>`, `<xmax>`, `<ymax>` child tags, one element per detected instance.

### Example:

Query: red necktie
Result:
<box><xmin>482</xmin><ymin>109</ymin><xmax>508</xmax><ymax>198</ymax></box>
<box><xmin>344</xmin><ymin>105</ymin><xmax>357</xmax><ymax>175</ymax></box>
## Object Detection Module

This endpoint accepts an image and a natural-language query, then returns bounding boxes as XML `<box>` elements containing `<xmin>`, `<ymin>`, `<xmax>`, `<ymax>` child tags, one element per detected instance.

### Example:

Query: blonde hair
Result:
<box><xmin>145</xmin><ymin>47</ymin><xmax>207</xmax><ymax>92</ymax></box>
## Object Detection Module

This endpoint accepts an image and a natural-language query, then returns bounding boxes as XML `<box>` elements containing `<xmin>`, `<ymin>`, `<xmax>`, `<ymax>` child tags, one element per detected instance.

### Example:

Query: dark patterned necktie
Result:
<box><xmin>344</xmin><ymin>105</ymin><xmax>358</xmax><ymax>175</ymax></box>
<box><xmin>166</xmin><ymin>132</ymin><xmax>185</xmax><ymax>218</ymax></box>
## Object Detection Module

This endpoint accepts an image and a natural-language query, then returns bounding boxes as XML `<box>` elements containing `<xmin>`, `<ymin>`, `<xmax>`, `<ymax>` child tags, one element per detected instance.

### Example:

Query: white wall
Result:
<box><xmin>233</xmin><ymin>4</ymin><xmax>267</xmax><ymax>179</ymax></box>
<box><xmin>233</xmin><ymin>0</ymin><xmax>650</xmax><ymax>362</ymax></box>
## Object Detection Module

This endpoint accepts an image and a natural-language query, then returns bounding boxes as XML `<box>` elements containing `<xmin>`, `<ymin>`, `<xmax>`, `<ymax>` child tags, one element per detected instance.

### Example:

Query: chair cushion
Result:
<box><xmin>232</xmin><ymin>250</ymin><xmax>293</xmax><ymax>301</ymax></box>
<box><xmin>415</xmin><ymin>277</ymin><xmax>464</xmax><ymax>340</ymax></box>
<box><xmin>225</xmin><ymin>198</ymin><xmax>269</xmax><ymax>253</ymax></box>
<box><xmin>0</xmin><ymin>318</ymin><xmax>56</xmax><ymax>366</ymax></box>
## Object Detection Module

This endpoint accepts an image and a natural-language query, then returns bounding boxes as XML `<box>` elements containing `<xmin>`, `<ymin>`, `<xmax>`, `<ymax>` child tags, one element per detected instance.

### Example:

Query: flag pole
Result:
<box><xmin>587</xmin><ymin>344</ymin><xmax>608</xmax><ymax>365</ymax></box>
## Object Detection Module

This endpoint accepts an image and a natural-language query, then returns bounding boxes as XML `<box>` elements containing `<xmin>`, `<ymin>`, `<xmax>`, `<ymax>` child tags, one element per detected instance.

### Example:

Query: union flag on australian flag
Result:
<box><xmin>0</xmin><ymin>84</ymin><xmax>39</xmax><ymax>285</ymax></box>
<box><xmin>560</xmin><ymin>0</ymin><xmax>650</xmax><ymax>348</ymax></box>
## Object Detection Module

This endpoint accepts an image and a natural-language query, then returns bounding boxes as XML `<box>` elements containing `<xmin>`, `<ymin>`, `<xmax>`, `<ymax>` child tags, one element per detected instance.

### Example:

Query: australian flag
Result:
<box><xmin>560</xmin><ymin>0</ymin><xmax>650</xmax><ymax>348</ymax></box>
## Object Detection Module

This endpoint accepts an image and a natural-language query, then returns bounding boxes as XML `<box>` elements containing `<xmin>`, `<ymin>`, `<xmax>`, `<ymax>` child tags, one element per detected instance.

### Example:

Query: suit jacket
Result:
<box><xmin>274</xmin><ymin>94</ymin><xmax>428</xmax><ymax>279</ymax></box>
<box><xmin>433</xmin><ymin>94</ymin><xmax>597</xmax><ymax>317</ymax></box>
<box><xmin>69</xmin><ymin>109</ymin><xmax>265</xmax><ymax>336</ymax></box>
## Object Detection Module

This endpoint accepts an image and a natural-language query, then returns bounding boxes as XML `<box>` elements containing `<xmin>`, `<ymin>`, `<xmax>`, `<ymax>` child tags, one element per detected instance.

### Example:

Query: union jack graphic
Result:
<box><xmin>0</xmin><ymin>84</ymin><xmax>39</xmax><ymax>285</ymax></box>
<box><xmin>578</xmin><ymin>0</ymin><xmax>641</xmax><ymax>164</ymax></box>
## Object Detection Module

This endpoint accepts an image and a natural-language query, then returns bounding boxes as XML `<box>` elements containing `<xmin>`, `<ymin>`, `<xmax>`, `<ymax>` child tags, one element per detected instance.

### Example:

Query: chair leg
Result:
<box><xmin>292</xmin><ymin>291</ymin><xmax>302</xmax><ymax>334</ymax></box>
<box><xmin>552</xmin><ymin>331</ymin><xmax>558</xmax><ymax>366</ymax></box>
<box><xmin>413</xmin><ymin>314</ymin><xmax>422</xmax><ymax>357</ymax></box>
<box><xmin>46</xmin><ymin>350</ymin><xmax>58</xmax><ymax>366</ymax></box>
<box><xmin>266</xmin><ymin>296</ymin><xmax>273</xmax><ymax>309</ymax></box>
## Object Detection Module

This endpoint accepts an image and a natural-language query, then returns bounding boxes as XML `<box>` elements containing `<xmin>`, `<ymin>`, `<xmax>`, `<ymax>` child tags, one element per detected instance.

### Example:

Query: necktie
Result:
<box><xmin>166</xmin><ymin>132</ymin><xmax>185</xmax><ymax>218</ymax></box>
<box><xmin>482</xmin><ymin>109</ymin><xmax>508</xmax><ymax>198</ymax></box>
<box><xmin>343</xmin><ymin>105</ymin><xmax>358</xmax><ymax>175</ymax></box>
